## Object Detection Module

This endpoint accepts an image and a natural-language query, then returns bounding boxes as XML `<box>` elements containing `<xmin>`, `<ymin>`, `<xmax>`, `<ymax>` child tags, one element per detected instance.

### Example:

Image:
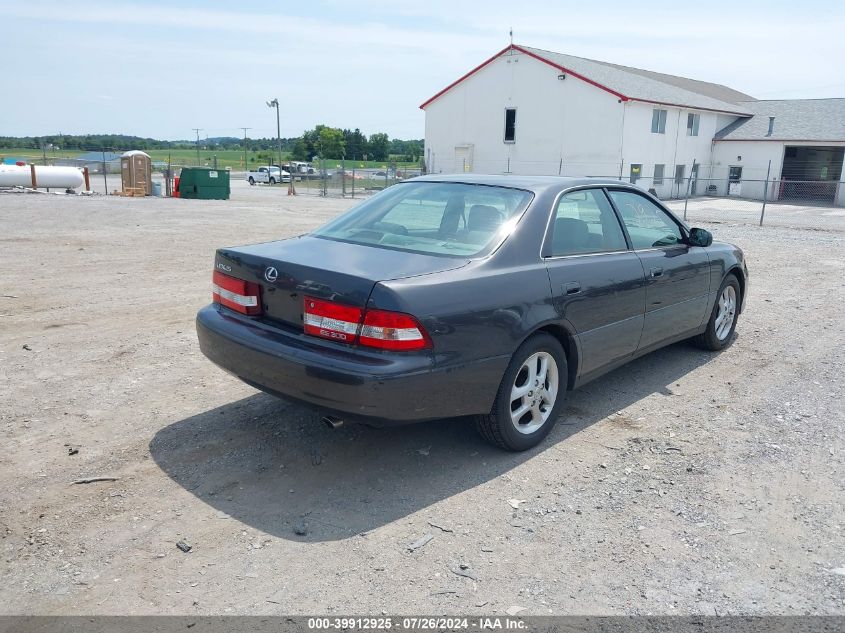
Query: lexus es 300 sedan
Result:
<box><xmin>197</xmin><ymin>176</ymin><xmax>747</xmax><ymax>450</ymax></box>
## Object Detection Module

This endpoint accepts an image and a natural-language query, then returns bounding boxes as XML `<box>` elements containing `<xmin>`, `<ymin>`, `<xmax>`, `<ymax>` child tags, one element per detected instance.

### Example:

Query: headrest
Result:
<box><xmin>553</xmin><ymin>217</ymin><xmax>590</xmax><ymax>252</ymax></box>
<box><xmin>467</xmin><ymin>204</ymin><xmax>504</xmax><ymax>232</ymax></box>
<box><xmin>438</xmin><ymin>194</ymin><xmax>466</xmax><ymax>236</ymax></box>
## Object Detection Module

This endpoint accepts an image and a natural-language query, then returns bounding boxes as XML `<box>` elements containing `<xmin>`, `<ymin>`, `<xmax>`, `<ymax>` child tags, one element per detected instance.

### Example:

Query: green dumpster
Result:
<box><xmin>178</xmin><ymin>167</ymin><xmax>230</xmax><ymax>200</ymax></box>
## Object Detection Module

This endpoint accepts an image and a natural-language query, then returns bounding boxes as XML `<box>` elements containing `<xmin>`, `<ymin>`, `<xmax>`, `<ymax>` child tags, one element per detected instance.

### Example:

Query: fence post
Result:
<box><xmin>683</xmin><ymin>159</ymin><xmax>696</xmax><ymax>221</ymax></box>
<box><xmin>351</xmin><ymin>156</ymin><xmax>355</xmax><ymax>199</ymax></box>
<box><xmin>341</xmin><ymin>157</ymin><xmax>346</xmax><ymax>197</ymax></box>
<box><xmin>102</xmin><ymin>150</ymin><xmax>108</xmax><ymax>195</ymax></box>
<box><xmin>759</xmin><ymin>160</ymin><xmax>772</xmax><ymax>226</ymax></box>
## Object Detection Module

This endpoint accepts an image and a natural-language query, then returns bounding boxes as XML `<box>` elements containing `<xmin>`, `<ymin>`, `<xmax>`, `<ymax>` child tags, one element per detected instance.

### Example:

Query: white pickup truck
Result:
<box><xmin>245</xmin><ymin>166</ymin><xmax>290</xmax><ymax>185</ymax></box>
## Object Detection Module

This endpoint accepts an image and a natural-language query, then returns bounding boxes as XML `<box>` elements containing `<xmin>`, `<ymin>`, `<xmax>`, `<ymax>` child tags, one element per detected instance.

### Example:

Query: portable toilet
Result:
<box><xmin>120</xmin><ymin>150</ymin><xmax>152</xmax><ymax>195</ymax></box>
<box><xmin>177</xmin><ymin>167</ymin><xmax>230</xmax><ymax>200</ymax></box>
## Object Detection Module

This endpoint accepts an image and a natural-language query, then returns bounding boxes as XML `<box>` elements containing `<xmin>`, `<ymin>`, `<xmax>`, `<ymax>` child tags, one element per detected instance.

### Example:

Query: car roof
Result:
<box><xmin>411</xmin><ymin>173</ymin><xmax>640</xmax><ymax>194</ymax></box>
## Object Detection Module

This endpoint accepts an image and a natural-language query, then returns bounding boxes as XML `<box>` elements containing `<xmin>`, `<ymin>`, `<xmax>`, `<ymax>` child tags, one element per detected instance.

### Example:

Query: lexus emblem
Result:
<box><xmin>264</xmin><ymin>266</ymin><xmax>278</xmax><ymax>282</ymax></box>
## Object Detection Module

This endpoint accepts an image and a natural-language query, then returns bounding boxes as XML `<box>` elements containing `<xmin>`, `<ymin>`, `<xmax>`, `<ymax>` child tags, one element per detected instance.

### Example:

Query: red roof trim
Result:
<box><xmin>419</xmin><ymin>45</ymin><xmax>514</xmax><ymax>110</ymax></box>
<box><xmin>419</xmin><ymin>44</ymin><xmax>629</xmax><ymax>110</ymax></box>
<box><xmin>512</xmin><ymin>45</ymin><xmax>629</xmax><ymax>101</ymax></box>
<box><xmin>419</xmin><ymin>44</ymin><xmax>755</xmax><ymax>117</ymax></box>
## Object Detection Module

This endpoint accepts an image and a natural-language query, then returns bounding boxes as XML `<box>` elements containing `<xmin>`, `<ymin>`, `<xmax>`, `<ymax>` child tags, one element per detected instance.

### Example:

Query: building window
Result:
<box><xmin>687</xmin><ymin>113</ymin><xmax>700</xmax><ymax>136</ymax></box>
<box><xmin>674</xmin><ymin>164</ymin><xmax>686</xmax><ymax>185</ymax></box>
<box><xmin>504</xmin><ymin>108</ymin><xmax>516</xmax><ymax>143</ymax></box>
<box><xmin>629</xmin><ymin>164</ymin><xmax>642</xmax><ymax>184</ymax></box>
<box><xmin>651</xmin><ymin>109</ymin><xmax>667</xmax><ymax>134</ymax></box>
<box><xmin>654</xmin><ymin>164</ymin><xmax>665</xmax><ymax>185</ymax></box>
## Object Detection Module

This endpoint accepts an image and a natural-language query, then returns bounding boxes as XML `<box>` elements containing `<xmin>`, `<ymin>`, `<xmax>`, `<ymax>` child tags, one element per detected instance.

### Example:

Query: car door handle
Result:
<box><xmin>563</xmin><ymin>282</ymin><xmax>581</xmax><ymax>295</ymax></box>
<box><xmin>650</xmin><ymin>267</ymin><xmax>664</xmax><ymax>278</ymax></box>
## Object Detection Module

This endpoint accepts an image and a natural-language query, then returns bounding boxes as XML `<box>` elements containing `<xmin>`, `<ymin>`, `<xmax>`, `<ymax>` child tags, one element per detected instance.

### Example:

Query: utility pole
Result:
<box><xmin>240</xmin><ymin>127</ymin><xmax>251</xmax><ymax>172</ymax></box>
<box><xmin>192</xmin><ymin>128</ymin><xmax>202</xmax><ymax>166</ymax></box>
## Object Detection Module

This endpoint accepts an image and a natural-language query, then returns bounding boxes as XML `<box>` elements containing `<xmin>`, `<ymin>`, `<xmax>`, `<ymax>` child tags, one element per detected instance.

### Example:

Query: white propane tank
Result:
<box><xmin>0</xmin><ymin>164</ymin><xmax>85</xmax><ymax>189</ymax></box>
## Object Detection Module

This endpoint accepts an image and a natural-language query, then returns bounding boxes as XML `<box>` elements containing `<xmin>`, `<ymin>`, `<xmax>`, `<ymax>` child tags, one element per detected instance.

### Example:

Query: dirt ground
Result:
<box><xmin>1</xmin><ymin>182</ymin><xmax>843</xmax><ymax>616</ymax></box>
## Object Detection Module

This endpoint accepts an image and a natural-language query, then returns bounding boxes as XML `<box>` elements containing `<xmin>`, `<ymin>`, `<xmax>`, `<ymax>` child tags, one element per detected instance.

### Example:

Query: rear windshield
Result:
<box><xmin>312</xmin><ymin>181</ymin><xmax>534</xmax><ymax>257</ymax></box>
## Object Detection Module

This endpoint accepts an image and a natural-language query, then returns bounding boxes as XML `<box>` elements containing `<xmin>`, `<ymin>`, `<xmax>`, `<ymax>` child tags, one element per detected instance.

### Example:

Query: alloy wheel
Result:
<box><xmin>715</xmin><ymin>285</ymin><xmax>737</xmax><ymax>340</ymax></box>
<box><xmin>509</xmin><ymin>351</ymin><xmax>559</xmax><ymax>434</ymax></box>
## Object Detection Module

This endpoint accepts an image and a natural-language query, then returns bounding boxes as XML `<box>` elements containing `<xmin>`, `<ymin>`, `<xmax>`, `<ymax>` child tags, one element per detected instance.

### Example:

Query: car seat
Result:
<box><xmin>553</xmin><ymin>217</ymin><xmax>590</xmax><ymax>254</ymax></box>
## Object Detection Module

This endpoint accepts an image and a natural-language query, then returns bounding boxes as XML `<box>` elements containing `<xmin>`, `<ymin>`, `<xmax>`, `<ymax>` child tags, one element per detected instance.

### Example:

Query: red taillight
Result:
<box><xmin>303</xmin><ymin>296</ymin><xmax>431</xmax><ymax>351</ymax></box>
<box><xmin>212</xmin><ymin>270</ymin><xmax>262</xmax><ymax>315</ymax></box>
<box><xmin>359</xmin><ymin>308</ymin><xmax>432</xmax><ymax>350</ymax></box>
<box><xmin>303</xmin><ymin>297</ymin><xmax>362</xmax><ymax>343</ymax></box>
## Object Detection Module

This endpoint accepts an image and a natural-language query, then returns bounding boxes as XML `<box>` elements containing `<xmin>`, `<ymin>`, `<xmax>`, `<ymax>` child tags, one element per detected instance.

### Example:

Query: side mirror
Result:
<box><xmin>688</xmin><ymin>227</ymin><xmax>713</xmax><ymax>247</ymax></box>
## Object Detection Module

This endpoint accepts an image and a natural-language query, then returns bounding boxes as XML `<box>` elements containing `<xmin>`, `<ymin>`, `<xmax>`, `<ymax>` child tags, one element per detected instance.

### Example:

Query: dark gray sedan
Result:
<box><xmin>196</xmin><ymin>175</ymin><xmax>747</xmax><ymax>450</ymax></box>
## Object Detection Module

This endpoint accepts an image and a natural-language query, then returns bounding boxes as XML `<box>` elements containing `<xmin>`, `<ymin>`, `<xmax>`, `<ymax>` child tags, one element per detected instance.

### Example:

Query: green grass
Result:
<box><xmin>0</xmin><ymin>147</ymin><xmax>287</xmax><ymax>169</ymax></box>
<box><xmin>0</xmin><ymin>147</ymin><xmax>420</xmax><ymax>171</ymax></box>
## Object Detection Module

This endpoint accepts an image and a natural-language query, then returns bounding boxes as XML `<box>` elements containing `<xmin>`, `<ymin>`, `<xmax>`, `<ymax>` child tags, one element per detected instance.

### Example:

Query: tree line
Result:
<box><xmin>289</xmin><ymin>127</ymin><xmax>422</xmax><ymax>162</ymax></box>
<box><xmin>0</xmin><ymin>129</ymin><xmax>424</xmax><ymax>162</ymax></box>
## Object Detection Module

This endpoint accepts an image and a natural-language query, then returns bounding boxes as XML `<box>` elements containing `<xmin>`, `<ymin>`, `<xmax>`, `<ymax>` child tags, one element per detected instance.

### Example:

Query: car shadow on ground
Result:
<box><xmin>150</xmin><ymin>340</ymin><xmax>721</xmax><ymax>542</ymax></box>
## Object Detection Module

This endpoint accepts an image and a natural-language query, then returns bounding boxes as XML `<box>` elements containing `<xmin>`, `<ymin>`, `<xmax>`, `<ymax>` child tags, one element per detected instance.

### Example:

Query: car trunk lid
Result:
<box><xmin>215</xmin><ymin>235</ymin><xmax>469</xmax><ymax>328</ymax></box>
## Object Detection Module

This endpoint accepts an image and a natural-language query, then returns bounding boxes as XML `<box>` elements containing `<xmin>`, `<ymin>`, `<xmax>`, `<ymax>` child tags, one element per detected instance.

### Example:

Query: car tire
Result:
<box><xmin>269</xmin><ymin>177</ymin><xmax>276</xmax><ymax>185</ymax></box>
<box><xmin>475</xmin><ymin>333</ymin><xmax>568</xmax><ymax>451</ymax></box>
<box><xmin>248</xmin><ymin>177</ymin><xmax>255</xmax><ymax>185</ymax></box>
<box><xmin>692</xmin><ymin>274</ymin><xmax>741</xmax><ymax>351</ymax></box>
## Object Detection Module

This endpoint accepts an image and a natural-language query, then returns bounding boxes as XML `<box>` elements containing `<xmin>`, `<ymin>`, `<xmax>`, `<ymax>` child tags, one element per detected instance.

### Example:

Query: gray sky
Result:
<box><xmin>1</xmin><ymin>0</ymin><xmax>842</xmax><ymax>140</ymax></box>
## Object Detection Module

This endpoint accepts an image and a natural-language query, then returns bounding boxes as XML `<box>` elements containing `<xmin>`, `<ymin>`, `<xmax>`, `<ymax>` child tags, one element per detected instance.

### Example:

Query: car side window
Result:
<box><xmin>549</xmin><ymin>189</ymin><xmax>627</xmax><ymax>257</ymax></box>
<box><xmin>608</xmin><ymin>190</ymin><xmax>684</xmax><ymax>249</ymax></box>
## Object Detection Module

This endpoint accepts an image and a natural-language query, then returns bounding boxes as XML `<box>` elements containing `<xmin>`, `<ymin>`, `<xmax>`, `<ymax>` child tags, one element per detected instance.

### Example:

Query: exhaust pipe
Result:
<box><xmin>322</xmin><ymin>415</ymin><xmax>344</xmax><ymax>429</ymax></box>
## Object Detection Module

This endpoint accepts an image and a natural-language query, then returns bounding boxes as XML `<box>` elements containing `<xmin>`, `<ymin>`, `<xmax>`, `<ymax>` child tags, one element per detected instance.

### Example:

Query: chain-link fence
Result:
<box><xmin>4</xmin><ymin>149</ymin><xmax>426</xmax><ymax>199</ymax></box>
<box><xmin>280</xmin><ymin>158</ymin><xmax>423</xmax><ymax>198</ymax></box>
<box><xmin>8</xmin><ymin>149</ymin><xmax>844</xmax><ymax>230</ymax></box>
<box><xmin>430</xmin><ymin>156</ymin><xmax>844</xmax><ymax>206</ymax></box>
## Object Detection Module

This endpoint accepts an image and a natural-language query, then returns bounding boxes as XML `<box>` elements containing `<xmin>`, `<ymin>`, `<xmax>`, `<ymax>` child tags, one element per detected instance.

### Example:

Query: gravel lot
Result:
<box><xmin>1</xmin><ymin>182</ymin><xmax>843</xmax><ymax>616</ymax></box>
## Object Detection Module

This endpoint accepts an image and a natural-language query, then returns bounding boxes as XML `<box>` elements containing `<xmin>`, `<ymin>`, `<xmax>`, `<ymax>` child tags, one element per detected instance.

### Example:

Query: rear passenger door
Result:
<box><xmin>606</xmin><ymin>188</ymin><xmax>711</xmax><ymax>351</ymax></box>
<box><xmin>543</xmin><ymin>188</ymin><xmax>646</xmax><ymax>379</ymax></box>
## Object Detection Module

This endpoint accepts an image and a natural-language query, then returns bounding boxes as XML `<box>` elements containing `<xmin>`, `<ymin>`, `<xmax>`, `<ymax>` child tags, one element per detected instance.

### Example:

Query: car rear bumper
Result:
<box><xmin>196</xmin><ymin>305</ymin><xmax>509</xmax><ymax>424</ymax></box>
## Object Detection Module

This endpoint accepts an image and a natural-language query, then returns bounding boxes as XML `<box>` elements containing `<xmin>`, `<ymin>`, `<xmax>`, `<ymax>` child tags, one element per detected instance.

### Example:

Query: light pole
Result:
<box><xmin>266</xmin><ymin>98</ymin><xmax>282</xmax><ymax>175</ymax></box>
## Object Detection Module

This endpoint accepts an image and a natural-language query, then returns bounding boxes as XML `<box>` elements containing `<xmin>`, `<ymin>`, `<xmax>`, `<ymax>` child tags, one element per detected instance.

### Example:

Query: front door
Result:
<box><xmin>543</xmin><ymin>188</ymin><xmax>646</xmax><ymax>378</ymax></box>
<box><xmin>606</xmin><ymin>188</ymin><xmax>711</xmax><ymax>351</ymax></box>
<box><xmin>673</xmin><ymin>164</ymin><xmax>686</xmax><ymax>198</ymax></box>
<box><xmin>728</xmin><ymin>166</ymin><xmax>743</xmax><ymax>196</ymax></box>
<box><xmin>454</xmin><ymin>145</ymin><xmax>473</xmax><ymax>173</ymax></box>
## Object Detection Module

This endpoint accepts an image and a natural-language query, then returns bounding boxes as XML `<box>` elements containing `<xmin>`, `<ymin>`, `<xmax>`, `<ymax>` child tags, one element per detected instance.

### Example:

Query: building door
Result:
<box><xmin>780</xmin><ymin>145</ymin><xmax>843</xmax><ymax>204</ymax></box>
<box><xmin>728</xmin><ymin>166</ymin><xmax>742</xmax><ymax>197</ymax></box>
<box><xmin>673</xmin><ymin>165</ymin><xmax>685</xmax><ymax>198</ymax></box>
<box><xmin>454</xmin><ymin>145</ymin><xmax>473</xmax><ymax>174</ymax></box>
<box><xmin>689</xmin><ymin>163</ymin><xmax>699</xmax><ymax>196</ymax></box>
